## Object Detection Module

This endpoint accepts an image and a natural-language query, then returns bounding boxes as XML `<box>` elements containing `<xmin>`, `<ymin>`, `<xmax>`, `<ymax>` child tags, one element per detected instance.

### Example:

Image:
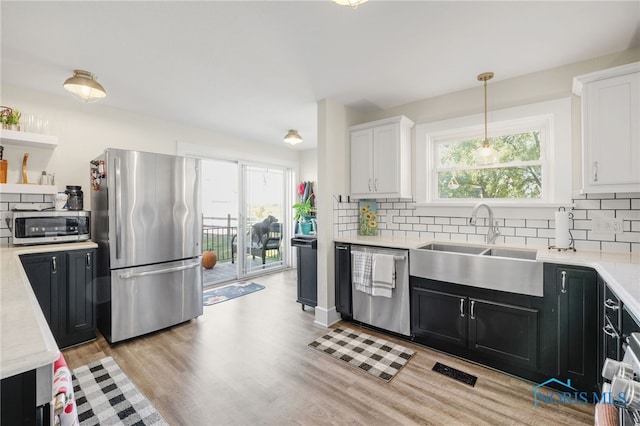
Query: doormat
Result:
<box><xmin>203</xmin><ymin>282</ymin><xmax>265</xmax><ymax>306</ymax></box>
<box><xmin>72</xmin><ymin>356</ymin><xmax>168</xmax><ymax>425</ymax></box>
<box><xmin>308</xmin><ymin>327</ymin><xmax>415</xmax><ymax>382</ymax></box>
<box><xmin>432</xmin><ymin>362</ymin><xmax>477</xmax><ymax>387</ymax></box>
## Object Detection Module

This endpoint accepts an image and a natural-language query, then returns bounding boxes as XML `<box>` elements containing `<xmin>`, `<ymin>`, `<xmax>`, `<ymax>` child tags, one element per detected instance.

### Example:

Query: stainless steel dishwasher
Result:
<box><xmin>351</xmin><ymin>245</ymin><xmax>410</xmax><ymax>336</ymax></box>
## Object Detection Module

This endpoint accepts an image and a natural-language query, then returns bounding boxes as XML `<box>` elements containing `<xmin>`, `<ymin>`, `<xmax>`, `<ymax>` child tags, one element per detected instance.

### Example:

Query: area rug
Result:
<box><xmin>203</xmin><ymin>281</ymin><xmax>265</xmax><ymax>306</ymax></box>
<box><xmin>72</xmin><ymin>356</ymin><xmax>167</xmax><ymax>425</ymax></box>
<box><xmin>308</xmin><ymin>327</ymin><xmax>415</xmax><ymax>382</ymax></box>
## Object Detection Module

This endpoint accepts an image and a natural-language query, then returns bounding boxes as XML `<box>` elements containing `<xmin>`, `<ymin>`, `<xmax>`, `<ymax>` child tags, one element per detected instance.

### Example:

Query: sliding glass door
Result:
<box><xmin>239</xmin><ymin>164</ymin><xmax>287</xmax><ymax>276</ymax></box>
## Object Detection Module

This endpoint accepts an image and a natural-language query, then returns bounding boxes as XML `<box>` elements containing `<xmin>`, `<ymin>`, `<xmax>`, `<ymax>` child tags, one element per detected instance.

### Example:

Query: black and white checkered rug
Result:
<box><xmin>72</xmin><ymin>356</ymin><xmax>168</xmax><ymax>425</ymax></box>
<box><xmin>308</xmin><ymin>327</ymin><xmax>415</xmax><ymax>382</ymax></box>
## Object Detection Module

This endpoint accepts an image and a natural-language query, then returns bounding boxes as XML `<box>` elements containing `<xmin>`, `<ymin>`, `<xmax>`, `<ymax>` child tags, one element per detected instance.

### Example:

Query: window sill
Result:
<box><xmin>414</xmin><ymin>202</ymin><xmax>574</xmax><ymax>220</ymax></box>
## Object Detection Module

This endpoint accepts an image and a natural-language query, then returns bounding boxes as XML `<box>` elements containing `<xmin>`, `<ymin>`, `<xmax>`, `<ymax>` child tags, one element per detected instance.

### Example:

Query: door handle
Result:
<box><xmin>86</xmin><ymin>252</ymin><xmax>92</xmax><ymax>269</ymax></box>
<box><xmin>470</xmin><ymin>300</ymin><xmax>476</xmax><ymax>320</ymax></box>
<box><xmin>51</xmin><ymin>256</ymin><xmax>57</xmax><ymax>274</ymax></box>
<box><xmin>368</xmin><ymin>178</ymin><xmax>372</xmax><ymax>192</ymax></box>
<box><xmin>118</xmin><ymin>261</ymin><xmax>200</xmax><ymax>280</ymax></box>
<box><xmin>459</xmin><ymin>298</ymin><xmax>465</xmax><ymax>318</ymax></box>
<box><xmin>336</xmin><ymin>245</ymin><xmax>349</xmax><ymax>251</ymax></box>
<box><xmin>593</xmin><ymin>161</ymin><xmax>598</xmax><ymax>182</ymax></box>
<box><xmin>114</xmin><ymin>156</ymin><xmax>122</xmax><ymax>260</ymax></box>
<box><xmin>374</xmin><ymin>178</ymin><xmax>378</xmax><ymax>191</ymax></box>
<box><xmin>561</xmin><ymin>271</ymin><xmax>567</xmax><ymax>294</ymax></box>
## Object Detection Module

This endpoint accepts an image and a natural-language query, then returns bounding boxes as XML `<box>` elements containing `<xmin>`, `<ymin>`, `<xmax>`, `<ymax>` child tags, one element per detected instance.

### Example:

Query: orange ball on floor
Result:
<box><xmin>202</xmin><ymin>251</ymin><xmax>218</xmax><ymax>269</ymax></box>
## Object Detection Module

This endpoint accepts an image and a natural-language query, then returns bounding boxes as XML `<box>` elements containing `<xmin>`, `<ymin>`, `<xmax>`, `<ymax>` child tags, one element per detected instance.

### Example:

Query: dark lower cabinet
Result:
<box><xmin>21</xmin><ymin>249</ymin><xmax>96</xmax><ymax>349</ymax></box>
<box><xmin>411</xmin><ymin>277</ymin><xmax>541</xmax><ymax>378</ymax></box>
<box><xmin>334</xmin><ymin>243</ymin><xmax>352</xmax><ymax>319</ymax></box>
<box><xmin>543</xmin><ymin>264</ymin><xmax>598</xmax><ymax>392</ymax></box>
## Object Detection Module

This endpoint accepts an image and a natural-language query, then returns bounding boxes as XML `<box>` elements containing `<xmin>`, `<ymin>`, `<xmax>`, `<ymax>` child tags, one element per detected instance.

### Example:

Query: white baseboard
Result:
<box><xmin>314</xmin><ymin>306</ymin><xmax>341</xmax><ymax>328</ymax></box>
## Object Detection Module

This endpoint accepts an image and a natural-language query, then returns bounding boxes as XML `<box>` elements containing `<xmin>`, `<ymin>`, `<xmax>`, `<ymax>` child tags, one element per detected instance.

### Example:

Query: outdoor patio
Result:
<box><xmin>202</xmin><ymin>256</ymin><xmax>284</xmax><ymax>287</ymax></box>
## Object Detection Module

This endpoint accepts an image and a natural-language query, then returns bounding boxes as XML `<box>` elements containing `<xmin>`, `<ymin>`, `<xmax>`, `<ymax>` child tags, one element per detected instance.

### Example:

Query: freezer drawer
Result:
<box><xmin>105</xmin><ymin>258</ymin><xmax>203</xmax><ymax>343</ymax></box>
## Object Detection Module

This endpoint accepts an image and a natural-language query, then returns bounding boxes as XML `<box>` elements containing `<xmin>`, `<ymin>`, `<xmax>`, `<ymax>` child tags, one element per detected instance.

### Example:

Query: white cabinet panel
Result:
<box><xmin>574</xmin><ymin>62</ymin><xmax>640</xmax><ymax>193</ymax></box>
<box><xmin>350</xmin><ymin>116</ymin><xmax>414</xmax><ymax>199</ymax></box>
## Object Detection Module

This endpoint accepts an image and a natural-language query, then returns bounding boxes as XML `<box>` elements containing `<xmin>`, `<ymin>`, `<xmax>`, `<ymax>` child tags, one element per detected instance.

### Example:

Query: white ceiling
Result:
<box><xmin>1</xmin><ymin>1</ymin><xmax>639</xmax><ymax>149</ymax></box>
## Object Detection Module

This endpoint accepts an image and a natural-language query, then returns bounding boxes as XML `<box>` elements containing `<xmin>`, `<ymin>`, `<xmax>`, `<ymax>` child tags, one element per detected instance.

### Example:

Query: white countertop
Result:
<box><xmin>0</xmin><ymin>241</ymin><xmax>97</xmax><ymax>379</ymax></box>
<box><xmin>335</xmin><ymin>235</ymin><xmax>640</xmax><ymax>320</ymax></box>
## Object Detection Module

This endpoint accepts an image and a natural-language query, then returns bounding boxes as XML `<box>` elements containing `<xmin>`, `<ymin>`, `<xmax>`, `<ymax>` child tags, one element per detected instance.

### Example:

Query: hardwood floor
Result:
<box><xmin>63</xmin><ymin>269</ymin><xmax>594</xmax><ymax>425</ymax></box>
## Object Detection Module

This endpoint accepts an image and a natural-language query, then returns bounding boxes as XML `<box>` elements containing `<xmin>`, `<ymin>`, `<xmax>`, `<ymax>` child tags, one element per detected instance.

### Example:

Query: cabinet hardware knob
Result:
<box><xmin>470</xmin><ymin>300</ymin><xmax>476</xmax><ymax>319</ymax></box>
<box><xmin>86</xmin><ymin>252</ymin><xmax>91</xmax><ymax>269</ymax></box>
<box><xmin>593</xmin><ymin>161</ymin><xmax>598</xmax><ymax>182</ymax></box>
<box><xmin>561</xmin><ymin>270</ymin><xmax>567</xmax><ymax>294</ymax></box>
<box><xmin>459</xmin><ymin>298</ymin><xmax>465</xmax><ymax>318</ymax></box>
<box><xmin>51</xmin><ymin>256</ymin><xmax>57</xmax><ymax>274</ymax></box>
<box><xmin>604</xmin><ymin>299</ymin><xmax>620</xmax><ymax>310</ymax></box>
<box><xmin>368</xmin><ymin>178</ymin><xmax>372</xmax><ymax>192</ymax></box>
<box><xmin>603</xmin><ymin>324</ymin><xmax>619</xmax><ymax>338</ymax></box>
<box><xmin>336</xmin><ymin>246</ymin><xmax>349</xmax><ymax>251</ymax></box>
<box><xmin>374</xmin><ymin>178</ymin><xmax>378</xmax><ymax>191</ymax></box>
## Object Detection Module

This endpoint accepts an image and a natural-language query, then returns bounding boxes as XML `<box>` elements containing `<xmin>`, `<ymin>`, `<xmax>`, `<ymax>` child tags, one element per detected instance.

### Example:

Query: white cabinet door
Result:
<box><xmin>575</xmin><ymin>64</ymin><xmax>640</xmax><ymax>193</ymax></box>
<box><xmin>372</xmin><ymin>123</ymin><xmax>399</xmax><ymax>194</ymax></box>
<box><xmin>350</xmin><ymin>128</ymin><xmax>374</xmax><ymax>195</ymax></box>
<box><xmin>349</xmin><ymin>116</ymin><xmax>414</xmax><ymax>199</ymax></box>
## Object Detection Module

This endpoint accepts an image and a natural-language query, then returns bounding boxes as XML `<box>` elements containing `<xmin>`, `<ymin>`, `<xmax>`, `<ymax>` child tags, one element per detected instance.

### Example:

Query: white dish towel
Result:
<box><xmin>371</xmin><ymin>253</ymin><xmax>396</xmax><ymax>298</ymax></box>
<box><xmin>352</xmin><ymin>251</ymin><xmax>373</xmax><ymax>294</ymax></box>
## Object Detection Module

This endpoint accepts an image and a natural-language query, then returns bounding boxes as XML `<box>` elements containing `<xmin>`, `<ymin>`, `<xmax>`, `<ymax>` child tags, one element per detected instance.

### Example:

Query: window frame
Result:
<box><xmin>415</xmin><ymin>97</ymin><xmax>572</xmax><ymax>208</ymax></box>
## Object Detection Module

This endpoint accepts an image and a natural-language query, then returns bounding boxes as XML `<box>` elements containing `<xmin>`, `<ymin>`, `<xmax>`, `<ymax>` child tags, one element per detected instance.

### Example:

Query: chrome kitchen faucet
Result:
<box><xmin>469</xmin><ymin>202</ymin><xmax>500</xmax><ymax>244</ymax></box>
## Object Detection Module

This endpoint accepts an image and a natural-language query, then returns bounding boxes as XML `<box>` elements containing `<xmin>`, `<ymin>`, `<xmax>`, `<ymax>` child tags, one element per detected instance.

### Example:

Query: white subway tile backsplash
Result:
<box><xmin>505</xmin><ymin>219</ymin><xmax>525</xmax><ymax>227</ymax></box>
<box><xmin>333</xmin><ymin>195</ymin><xmax>640</xmax><ymax>253</ymax></box>
<box><xmin>602</xmin><ymin>199</ymin><xmax>631</xmax><ymax>210</ymax></box>
<box><xmin>574</xmin><ymin>199</ymin><xmax>601</xmax><ymax>210</ymax></box>
<box><xmin>0</xmin><ymin>193</ymin><xmax>20</xmax><ymax>202</ymax></box>
<box><xmin>601</xmin><ymin>241</ymin><xmax>632</xmax><ymax>252</ymax></box>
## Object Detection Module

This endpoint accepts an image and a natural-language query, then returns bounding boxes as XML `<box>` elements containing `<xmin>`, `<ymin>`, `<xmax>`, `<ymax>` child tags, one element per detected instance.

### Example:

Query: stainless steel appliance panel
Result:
<box><xmin>109</xmin><ymin>258</ymin><xmax>203</xmax><ymax>342</ymax></box>
<box><xmin>351</xmin><ymin>245</ymin><xmax>410</xmax><ymax>336</ymax></box>
<box><xmin>106</xmin><ymin>149</ymin><xmax>201</xmax><ymax>269</ymax></box>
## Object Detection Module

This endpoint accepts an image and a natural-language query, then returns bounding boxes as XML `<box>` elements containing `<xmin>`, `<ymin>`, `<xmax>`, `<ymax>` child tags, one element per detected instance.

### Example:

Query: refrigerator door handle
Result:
<box><xmin>114</xmin><ymin>156</ymin><xmax>122</xmax><ymax>260</ymax></box>
<box><xmin>118</xmin><ymin>260</ymin><xmax>200</xmax><ymax>280</ymax></box>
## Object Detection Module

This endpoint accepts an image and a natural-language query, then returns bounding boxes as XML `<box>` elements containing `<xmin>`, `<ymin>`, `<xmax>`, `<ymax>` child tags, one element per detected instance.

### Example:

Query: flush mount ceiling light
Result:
<box><xmin>284</xmin><ymin>129</ymin><xmax>303</xmax><ymax>146</ymax></box>
<box><xmin>332</xmin><ymin>0</ymin><xmax>368</xmax><ymax>9</ymax></box>
<box><xmin>474</xmin><ymin>72</ymin><xmax>499</xmax><ymax>166</ymax></box>
<box><xmin>63</xmin><ymin>70</ymin><xmax>107</xmax><ymax>103</ymax></box>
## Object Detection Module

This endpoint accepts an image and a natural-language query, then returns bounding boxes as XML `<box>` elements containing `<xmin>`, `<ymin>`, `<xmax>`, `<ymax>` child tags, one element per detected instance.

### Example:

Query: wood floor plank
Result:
<box><xmin>63</xmin><ymin>269</ymin><xmax>594</xmax><ymax>425</ymax></box>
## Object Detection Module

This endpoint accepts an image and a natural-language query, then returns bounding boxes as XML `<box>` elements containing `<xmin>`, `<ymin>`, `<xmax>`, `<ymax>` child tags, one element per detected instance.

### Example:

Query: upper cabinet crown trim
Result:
<box><xmin>572</xmin><ymin>61</ymin><xmax>640</xmax><ymax>96</ymax></box>
<box><xmin>350</xmin><ymin>115</ymin><xmax>415</xmax><ymax>131</ymax></box>
<box><xmin>0</xmin><ymin>129</ymin><xmax>58</xmax><ymax>149</ymax></box>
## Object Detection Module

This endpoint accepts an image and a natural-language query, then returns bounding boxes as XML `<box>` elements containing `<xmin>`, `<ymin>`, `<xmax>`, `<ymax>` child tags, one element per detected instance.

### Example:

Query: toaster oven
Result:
<box><xmin>11</xmin><ymin>211</ymin><xmax>90</xmax><ymax>245</ymax></box>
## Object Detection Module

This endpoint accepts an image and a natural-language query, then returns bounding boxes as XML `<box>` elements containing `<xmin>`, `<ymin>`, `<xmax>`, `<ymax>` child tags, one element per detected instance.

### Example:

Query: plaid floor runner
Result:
<box><xmin>72</xmin><ymin>356</ymin><xmax>167</xmax><ymax>426</ymax></box>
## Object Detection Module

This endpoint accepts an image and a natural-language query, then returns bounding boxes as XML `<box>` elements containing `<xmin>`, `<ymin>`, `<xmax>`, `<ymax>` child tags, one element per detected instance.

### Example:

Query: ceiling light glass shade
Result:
<box><xmin>473</xmin><ymin>141</ymin><xmax>499</xmax><ymax>165</ymax></box>
<box><xmin>284</xmin><ymin>129</ymin><xmax>303</xmax><ymax>146</ymax></box>
<box><xmin>332</xmin><ymin>0</ymin><xmax>368</xmax><ymax>8</ymax></box>
<box><xmin>63</xmin><ymin>70</ymin><xmax>107</xmax><ymax>103</ymax></box>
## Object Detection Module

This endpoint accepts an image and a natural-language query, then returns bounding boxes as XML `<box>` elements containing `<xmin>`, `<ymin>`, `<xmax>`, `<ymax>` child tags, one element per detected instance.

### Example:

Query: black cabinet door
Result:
<box><xmin>58</xmin><ymin>249</ymin><xmax>96</xmax><ymax>348</ymax></box>
<box><xmin>296</xmin><ymin>246</ymin><xmax>317</xmax><ymax>308</ymax></box>
<box><xmin>555</xmin><ymin>265</ymin><xmax>598</xmax><ymax>391</ymax></box>
<box><xmin>469</xmin><ymin>298</ymin><xmax>538</xmax><ymax>370</ymax></box>
<box><xmin>411</xmin><ymin>287</ymin><xmax>467</xmax><ymax>349</ymax></box>
<box><xmin>334</xmin><ymin>243</ymin><xmax>352</xmax><ymax>318</ymax></box>
<box><xmin>20</xmin><ymin>252</ymin><xmax>64</xmax><ymax>337</ymax></box>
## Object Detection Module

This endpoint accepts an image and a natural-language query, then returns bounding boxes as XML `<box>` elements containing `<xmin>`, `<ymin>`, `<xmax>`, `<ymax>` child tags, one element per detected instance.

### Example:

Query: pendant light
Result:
<box><xmin>332</xmin><ymin>0</ymin><xmax>368</xmax><ymax>9</ymax></box>
<box><xmin>474</xmin><ymin>72</ymin><xmax>499</xmax><ymax>165</ymax></box>
<box><xmin>63</xmin><ymin>70</ymin><xmax>107</xmax><ymax>103</ymax></box>
<box><xmin>284</xmin><ymin>129</ymin><xmax>303</xmax><ymax>146</ymax></box>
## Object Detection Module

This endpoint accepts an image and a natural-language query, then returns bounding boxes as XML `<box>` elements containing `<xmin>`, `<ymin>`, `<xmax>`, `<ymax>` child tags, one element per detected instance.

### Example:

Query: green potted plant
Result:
<box><xmin>292</xmin><ymin>197</ymin><xmax>316</xmax><ymax>235</ymax></box>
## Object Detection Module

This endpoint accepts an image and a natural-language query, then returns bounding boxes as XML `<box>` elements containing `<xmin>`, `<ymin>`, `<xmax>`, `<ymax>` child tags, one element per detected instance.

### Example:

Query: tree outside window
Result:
<box><xmin>436</xmin><ymin>131</ymin><xmax>543</xmax><ymax>200</ymax></box>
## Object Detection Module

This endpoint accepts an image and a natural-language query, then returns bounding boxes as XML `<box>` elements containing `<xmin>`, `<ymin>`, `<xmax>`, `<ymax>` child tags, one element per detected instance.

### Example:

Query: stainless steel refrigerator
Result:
<box><xmin>91</xmin><ymin>148</ymin><xmax>203</xmax><ymax>343</ymax></box>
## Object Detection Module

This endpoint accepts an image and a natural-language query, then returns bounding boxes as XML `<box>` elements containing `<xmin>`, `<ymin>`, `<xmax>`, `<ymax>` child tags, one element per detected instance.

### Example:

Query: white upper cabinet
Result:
<box><xmin>350</xmin><ymin>115</ymin><xmax>414</xmax><ymax>199</ymax></box>
<box><xmin>573</xmin><ymin>62</ymin><xmax>640</xmax><ymax>194</ymax></box>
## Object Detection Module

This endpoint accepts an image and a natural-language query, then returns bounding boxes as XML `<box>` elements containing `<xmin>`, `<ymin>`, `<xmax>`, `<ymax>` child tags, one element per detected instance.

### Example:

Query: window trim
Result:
<box><xmin>416</xmin><ymin>97</ymin><xmax>572</xmax><ymax>207</ymax></box>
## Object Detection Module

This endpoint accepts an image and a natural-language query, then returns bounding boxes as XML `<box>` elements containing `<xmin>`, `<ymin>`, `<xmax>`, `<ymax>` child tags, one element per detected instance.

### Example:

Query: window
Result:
<box><xmin>415</xmin><ymin>98</ymin><xmax>572</xmax><ymax>207</ymax></box>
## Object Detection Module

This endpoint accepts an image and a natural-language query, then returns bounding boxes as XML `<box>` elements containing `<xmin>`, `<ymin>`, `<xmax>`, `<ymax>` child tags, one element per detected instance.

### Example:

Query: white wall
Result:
<box><xmin>1</xmin><ymin>85</ymin><xmax>300</xmax><ymax>211</ymax></box>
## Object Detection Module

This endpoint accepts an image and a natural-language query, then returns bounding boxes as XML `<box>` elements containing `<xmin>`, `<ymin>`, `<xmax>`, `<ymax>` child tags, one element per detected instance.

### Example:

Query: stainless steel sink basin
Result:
<box><xmin>418</xmin><ymin>243</ymin><xmax>487</xmax><ymax>255</ymax></box>
<box><xmin>481</xmin><ymin>247</ymin><xmax>537</xmax><ymax>261</ymax></box>
<box><xmin>410</xmin><ymin>243</ymin><xmax>542</xmax><ymax>297</ymax></box>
